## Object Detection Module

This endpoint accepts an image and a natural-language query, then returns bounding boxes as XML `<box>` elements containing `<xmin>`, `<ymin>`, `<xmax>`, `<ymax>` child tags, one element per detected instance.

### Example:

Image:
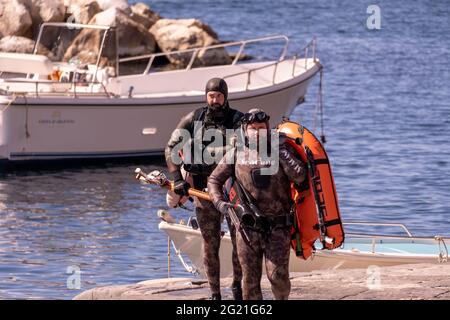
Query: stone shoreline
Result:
<box><xmin>73</xmin><ymin>263</ymin><xmax>450</xmax><ymax>300</ymax></box>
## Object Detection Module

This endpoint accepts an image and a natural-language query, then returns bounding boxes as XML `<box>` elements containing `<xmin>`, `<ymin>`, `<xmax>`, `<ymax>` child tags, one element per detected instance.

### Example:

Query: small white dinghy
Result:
<box><xmin>157</xmin><ymin>211</ymin><xmax>449</xmax><ymax>277</ymax></box>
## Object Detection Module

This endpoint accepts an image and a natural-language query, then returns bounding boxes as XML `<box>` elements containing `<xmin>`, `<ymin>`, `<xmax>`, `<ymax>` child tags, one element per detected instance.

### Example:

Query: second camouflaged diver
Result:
<box><xmin>207</xmin><ymin>108</ymin><xmax>307</xmax><ymax>300</ymax></box>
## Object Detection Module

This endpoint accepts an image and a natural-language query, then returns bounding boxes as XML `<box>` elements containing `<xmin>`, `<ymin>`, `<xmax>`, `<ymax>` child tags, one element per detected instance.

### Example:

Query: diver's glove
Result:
<box><xmin>171</xmin><ymin>170</ymin><xmax>190</xmax><ymax>196</ymax></box>
<box><xmin>215</xmin><ymin>200</ymin><xmax>233</xmax><ymax>215</ymax></box>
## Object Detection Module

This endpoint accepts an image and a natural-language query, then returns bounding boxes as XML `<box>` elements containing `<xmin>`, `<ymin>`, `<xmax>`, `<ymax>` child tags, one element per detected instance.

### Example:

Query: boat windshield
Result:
<box><xmin>33</xmin><ymin>22</ymin><xmax>118</xmax><ymax>77</ymax></box>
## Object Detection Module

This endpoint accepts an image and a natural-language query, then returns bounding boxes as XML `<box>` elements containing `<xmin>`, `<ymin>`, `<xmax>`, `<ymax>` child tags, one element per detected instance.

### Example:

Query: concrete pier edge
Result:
<box><xmin>74</xmin><ymin>263</ymin><xmax>450</xmax><ymax>300</ymax></box>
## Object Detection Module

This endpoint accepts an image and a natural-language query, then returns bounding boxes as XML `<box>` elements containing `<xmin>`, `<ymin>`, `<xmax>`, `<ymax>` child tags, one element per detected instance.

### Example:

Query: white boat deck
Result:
<box><xmin>111</xmin><ymin>58</ymin><xmax>316</xmax><ymax>97</ymax></box>
<box><xmin>0</xmin><ymin>58</ymin><xmax>317</xmax><ymax>99</ymax></box>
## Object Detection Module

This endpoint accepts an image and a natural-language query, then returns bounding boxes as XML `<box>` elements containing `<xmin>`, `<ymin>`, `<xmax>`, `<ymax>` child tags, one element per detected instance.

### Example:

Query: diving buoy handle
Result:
<box><xmin>324</xmin><ymin>236</ymin><xmax>335</xmax><ymax>245</ymax></box>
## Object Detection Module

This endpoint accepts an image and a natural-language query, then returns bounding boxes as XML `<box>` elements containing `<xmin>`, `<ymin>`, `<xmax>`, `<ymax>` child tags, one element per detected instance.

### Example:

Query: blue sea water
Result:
<box><xmin>0</xmin><ymin>0</ymin><xmax>449</xmax><ymax>299</ymax></box>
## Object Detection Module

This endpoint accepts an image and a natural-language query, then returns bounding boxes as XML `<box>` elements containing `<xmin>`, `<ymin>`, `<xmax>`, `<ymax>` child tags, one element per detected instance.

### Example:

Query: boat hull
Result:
<box><xmin>0</xmin><ymin>67</ymin><xmax>318</xmax><ymax>162</ymax></box>
<box><xmin>159</xmin><ymin>221</ymin><xmax>445</xmax><ymax>278</ymax></box>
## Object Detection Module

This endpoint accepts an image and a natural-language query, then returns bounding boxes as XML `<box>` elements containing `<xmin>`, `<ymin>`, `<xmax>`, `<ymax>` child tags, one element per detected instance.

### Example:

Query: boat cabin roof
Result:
<box><xmin>0</xmin><ymin>52</ymin><xmax>53</xmax><ymax>75</ymax></box>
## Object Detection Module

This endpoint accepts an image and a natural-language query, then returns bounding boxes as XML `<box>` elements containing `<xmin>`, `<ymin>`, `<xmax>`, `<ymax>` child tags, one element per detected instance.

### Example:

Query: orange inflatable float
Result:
<box><xmin>276</xmin><ymin>119</ymin><xmax>345</xmax><ymax>260</ymax></box>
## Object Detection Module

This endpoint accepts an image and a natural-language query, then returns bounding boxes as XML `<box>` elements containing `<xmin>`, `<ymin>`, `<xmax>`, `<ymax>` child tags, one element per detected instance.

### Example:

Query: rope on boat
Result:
<box><xmin>1</xmin><ymin>93</ymin><xmax>31</xmax><ymax>138</ymax></box>
<box><xmin>0</xmin><ymin>93</ymin><xmax>18</xmax><ymax>113</ymax></box>
<box><xmin>167</xmin><ymin>237</ymin><xmax>171</xmax><ymax>278</ymax></box>
<box><xmin>313</xmin><ymin>67</ymin><xmax>326</xmax><ymax>144</ymax></box>
<box><xmin>170</xmin><ymin>239</ymin><xmax>200</xmax><ymax>276</ymax></box>
<box><xmin>435</xmin><ymin>236</ymin><xmax>448</xmax><ymax>263</ymax></box>
<box><xmin>24</xmin><ymin>94</ymin><xmax>30</xmax><ymax>139</ymax></box>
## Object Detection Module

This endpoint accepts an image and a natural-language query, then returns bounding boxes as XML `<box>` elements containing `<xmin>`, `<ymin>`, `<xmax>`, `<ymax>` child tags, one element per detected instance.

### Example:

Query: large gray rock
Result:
<box><xmin>18</xmin><ymin>0</ymin><xmax>66</xmax><ymax>48</ymax></box>
<box><xmin>29</xmin><ymin>0</ymin><xmax>66</xmax><ymax>23</ymax></box>
<box><xmin>22</xmin><ymin>0</ymin><xmax>66</xmax><ymax>28</ymax></box>
<box><xmin>65</xmin><ymin>0</ymin><xmax>102</xmax><ymax>25</ymax></box>
<box><xmin>92</xmin><ymin>7</ymin><xmax>156</xmax><ymax>57</ymax></box>
<box><xmin>149</xmin><ymin>18</ymin><xmax>231</xmax><ymax>67</ymax></box>
<box><xmin>129</xmin><ymin>2</ymin><xmax>160</xmax><ymax>29</ymax></box>
<box><xmin>63</xmin><ymin>7</ymin><xmax>156</xmax><ymax>66</ymax></box>
<box><xmin>96</xmin><ymin>0</ymin><xmax>129</xmax><ymax>11</ymax></box>
<box><xmin>0</xmin><ymin>0</ymin><xmax>33</xmax><ymax>38</ymax></box>
<box><xmin>0</xmin><ymin>36</ymin><xmax>53</xmax><ymax>58</ymax></box>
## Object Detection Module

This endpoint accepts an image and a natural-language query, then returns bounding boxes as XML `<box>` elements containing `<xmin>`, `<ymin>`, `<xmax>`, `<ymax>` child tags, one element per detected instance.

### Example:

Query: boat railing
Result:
<box><xmin>344</xmin><ymin>221</ymin><xmax>414</xmax><ymax>237</ymax></box>
<box><xmin>118</xmin><ymin>34</ymin><xmax>290</xmax><ymax>75</ymax></box>
<box><xmin>32</xmin><ymin>22</ymin><xmax>113</xmax><ymax>86</ymax></box>
<box><xmin>222</xmin><ymin>37</ymin><xmax>318</xmax><ymax>91</ymax></box>
<box><xmin>23</xmin><ymin>23</ymin><xmax>318</xmax><ymax>96</ymax></box>
<box><xmin>0</xmin><ymin>79</ymin><xmax>112</xmax><ymax>98</ymax></box>
<box><xmin>343</xmin><ymin>221</ymin><xmax>448</xmax><ymax>260</ymax></box>
<box><xmin>33</xmin><ymin>22</ymin><xmax>112</xmax><ymax>56</ymax></box>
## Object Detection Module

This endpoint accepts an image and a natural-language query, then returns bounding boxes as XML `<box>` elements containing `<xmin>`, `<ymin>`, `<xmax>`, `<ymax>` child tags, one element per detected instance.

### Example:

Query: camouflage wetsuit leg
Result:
<box><xmin>236</xmin><ymin>227</ymin><xmax>291</xmax><ymax>300</ymax></box>
<box><xmin>195</xmin><ymin>197</ymin><xmax>222</xmax><ymax>295</ymax></box>
<box><xmin>225</xmin><ymin>216</ymin><xmax>243</xmax><ymax>285</ymax></box>
<box><xmin>264</xmin><ymin>227</ymin><xmax>291</xmax><ymax>300</ymax></box>
<box><xmin>196</xmin><ymin>198</ymin><xmax>243</xmax><ymax>296</ymax></box>
<box><xmin>236</xmin><ymin>228</ymin><xmax>264</xmax><ymax>300</ymax></box>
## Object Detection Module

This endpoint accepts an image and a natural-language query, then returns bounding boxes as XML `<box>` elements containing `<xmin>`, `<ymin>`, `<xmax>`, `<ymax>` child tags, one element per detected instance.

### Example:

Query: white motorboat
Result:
<box><xmin>0</xmin><ymin>22</ymin><xmax>321</xmax><ymax>163</ymax></box>
<box><xmin>157</xmin><ymin>214</ymin><xmax>449</xmax><ymax>277</ymax></box>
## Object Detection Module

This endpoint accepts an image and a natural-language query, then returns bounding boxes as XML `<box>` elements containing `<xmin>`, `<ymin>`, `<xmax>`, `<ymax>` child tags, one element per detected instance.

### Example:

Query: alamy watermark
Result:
<box><xmin>66</xmin><ymin>265</ymin><xmax>81</xmax><ymax>290</ymax></box>
<box><xmin>367</xmin><ymin>5</ymin><xmax>381</xmax><ymax>30</ymax></box>
<box><xmin>168</xmin><ymin>123</ymin><xmax>280</xmax><ymax>175</ymax></box>
<box><xmin>366</xmin><ymin>265</ymin><xmax>382</xmax><ymax>290</ymax></box>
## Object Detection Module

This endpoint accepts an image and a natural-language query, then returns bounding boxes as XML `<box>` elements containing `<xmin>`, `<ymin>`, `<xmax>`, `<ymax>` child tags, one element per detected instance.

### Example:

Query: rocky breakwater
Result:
<box><xmin>0</xmin><ymin>0</ymin><xmax>231</xmax><ymax>73</ymax></box>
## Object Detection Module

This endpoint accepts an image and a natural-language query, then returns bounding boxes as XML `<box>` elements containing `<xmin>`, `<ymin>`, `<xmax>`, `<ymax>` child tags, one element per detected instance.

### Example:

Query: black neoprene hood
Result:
<box><xmin>205</xmin><ymin>78</ymin><xmax>228</xmax><ymax>101</ymax></box>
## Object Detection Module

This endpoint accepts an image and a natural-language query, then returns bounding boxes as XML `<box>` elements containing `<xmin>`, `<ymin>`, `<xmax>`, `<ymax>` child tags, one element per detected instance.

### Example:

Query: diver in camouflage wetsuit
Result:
<box><xmin>207</xmin><ymin>109</ymin><xmax>306</xmax><ymax>300</ymax></box>
<box><xmin>165</xmin><ymin>78</ymin><xmax>244</xmax><ymax>300</ymax></box>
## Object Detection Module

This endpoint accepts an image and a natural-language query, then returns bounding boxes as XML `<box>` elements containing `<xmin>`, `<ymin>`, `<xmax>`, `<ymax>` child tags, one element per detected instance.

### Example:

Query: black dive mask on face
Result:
<box><xmin>241</xmin><ymin>111</ymin><xmax>270</xmax><ymax>124</ymax></box>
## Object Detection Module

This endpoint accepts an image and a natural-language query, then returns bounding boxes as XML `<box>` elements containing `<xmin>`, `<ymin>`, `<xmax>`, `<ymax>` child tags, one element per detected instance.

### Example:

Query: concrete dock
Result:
<box><xmin>74</xmin><ymin>263</ymin><xmax>450</xmax><ymax>300</ymax></box>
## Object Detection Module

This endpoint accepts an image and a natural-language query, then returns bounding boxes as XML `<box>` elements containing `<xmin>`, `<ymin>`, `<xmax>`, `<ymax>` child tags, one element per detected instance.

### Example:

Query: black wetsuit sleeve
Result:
<box><xmin>165</xmin><ymin>111</ymin><xmax>195</xmax><ymax>174</ymax></box>
<box><xmin>232</xmin><ymin>109</ymin><xmax>244</xmax><ymax>129</ymax></box>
